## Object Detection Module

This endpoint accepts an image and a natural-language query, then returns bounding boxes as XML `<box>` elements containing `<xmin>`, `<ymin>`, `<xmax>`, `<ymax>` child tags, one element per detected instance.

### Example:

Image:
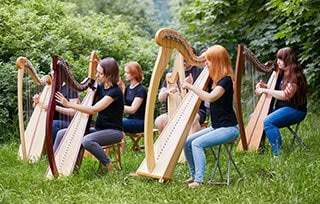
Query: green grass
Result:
<box><xmin>1</xmin><ymin>113</ymin><xmax>319</xmax><ymax>204</ymax></box>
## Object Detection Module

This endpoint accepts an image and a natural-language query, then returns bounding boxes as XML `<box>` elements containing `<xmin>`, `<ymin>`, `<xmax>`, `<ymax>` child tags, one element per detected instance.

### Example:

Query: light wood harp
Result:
<box><xmin>45</xmin><ymin>53</ymin><xmax>97</xmax><ymax>178</ymax></box>
<box><xmin>234</xmin><ymin>45</ymin><xmax>278</xmax><ymax>151</ymax></box>
<box><xmin>135</xmin><ymin>28</ymin><xmax>208</xmax><ymax>181</ymax></box>
<box><xmin>17</xmin><ymin>57</ymin><xmax>52</xmax><ymax>161</ymax></box>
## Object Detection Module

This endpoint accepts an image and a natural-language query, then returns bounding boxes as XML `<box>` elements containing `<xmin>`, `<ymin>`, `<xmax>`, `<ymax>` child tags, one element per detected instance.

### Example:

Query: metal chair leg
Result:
<box><xmin>208</xmin><ymin>141</ymin><xmax>242</xmax><ymax>185</ymax></box>
<box><xmin>288</xmin><ymin>123</ymin><xmax>307</xmax><ymax>149</ymax></box>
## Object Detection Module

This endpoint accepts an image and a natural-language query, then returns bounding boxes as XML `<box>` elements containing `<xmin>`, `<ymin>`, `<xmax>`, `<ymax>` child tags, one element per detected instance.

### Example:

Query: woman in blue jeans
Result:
<box><xmin>181</xmin><ymin>45</ymin><xmax>239</xmax><ymax>188</ymax></box>
<box><xmin>122</xmin><ymin>61</ymin><xmax>147</xmax><ymax>133</ymax></box>
<box><xmin>255</xmin><ymin>47</ymin><xmax>307</xmax><ymax>157</ymax></box>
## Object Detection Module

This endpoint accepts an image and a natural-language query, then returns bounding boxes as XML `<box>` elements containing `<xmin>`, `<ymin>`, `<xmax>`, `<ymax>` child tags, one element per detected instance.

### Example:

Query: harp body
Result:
<box><xmin>135</xmin><ymin>28</ymin><xmax>207</xmax><ymax>181</ymax></box>
<box><xmin>234</xmin><ymin>45</ymin><xmax>278</xmax><ymax>151</ymax></box>
<box><xmin>16</xmin><ymin>57</ymin><xmax>52</xmax><ymax>161</ymax></box>
<box><xmin>45</xmin><ymin>53</ymin><xmax>98</xmax><ymax>178</ymax></box>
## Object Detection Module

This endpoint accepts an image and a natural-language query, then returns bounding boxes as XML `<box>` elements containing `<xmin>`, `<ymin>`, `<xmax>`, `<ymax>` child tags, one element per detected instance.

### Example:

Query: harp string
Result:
<box><xmin>234</xmin><ymin>45</ymin><xmax>277</xmax><ymax>151</ymax></box>
<box><xmin>16</xmin><ymin>57</ymin><xmax>52</xmax><ymax>161</ymax></box>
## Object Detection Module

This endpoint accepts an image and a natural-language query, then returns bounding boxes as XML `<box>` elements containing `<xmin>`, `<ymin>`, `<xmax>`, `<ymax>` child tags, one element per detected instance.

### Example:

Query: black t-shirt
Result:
<box><xmin>54</xmin><ymin>84</ymin><xmax>79</xmax><ymax>122</ymax></box>
<box><xmin>124</xmin><ymin>83</ymin><xmax>147</xmax><ymax>120</ymax></box>
<box><xmin>209</xmin><ymin>76</ymin><xmax>238</xmax><ymax>128</ymax></box>
<box><xmin>94</xmin><ymin>83</ymin><xmax>124</xmax><ymax>131</ymax></box>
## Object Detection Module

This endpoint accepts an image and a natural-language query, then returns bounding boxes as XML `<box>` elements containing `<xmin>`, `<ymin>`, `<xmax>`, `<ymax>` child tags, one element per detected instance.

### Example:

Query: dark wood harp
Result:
<box><xmin>135</xmin><ymin>28</ymin><xmax>208</xmax><ymax>181</ymax></box>
<box><xmin>16</xmin><ymin>57</ymin><xmax>52</xmax><ymax>161</ymax></box>
<box><xmin>234</xmin><ymin>45</ymin><xmax>278</xmax><ymax>151</ymax></box>
<box><xmin>44</xmin><ymin>53</ymin><xmax>98</xmax><ymax>178</ymax></box>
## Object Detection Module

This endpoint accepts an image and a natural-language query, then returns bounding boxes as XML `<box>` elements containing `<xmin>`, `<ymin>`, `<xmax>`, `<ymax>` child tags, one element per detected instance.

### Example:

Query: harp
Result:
<box><xmin>166</xmin><ymin>53</ymin><xmax>186</xmax><ymax>118</ymax></box>
<box><xmin>44</xmin><ymin>53</ymin><xmax>98</xmax><ymax>178</ymax></box>
<box><xmin>16</xmin><ymin>57</ymin><xmax>52</xmax><ymax>161</ymax></box>
<box><xmin>135</xmin><ymin>28</ymin><xmax>208</xmax><ymax>181</ymax></box>
<box><xmin>234</xmin><ymin>45</ymin><xmax>278</xmax><ymax>151</ymax></box>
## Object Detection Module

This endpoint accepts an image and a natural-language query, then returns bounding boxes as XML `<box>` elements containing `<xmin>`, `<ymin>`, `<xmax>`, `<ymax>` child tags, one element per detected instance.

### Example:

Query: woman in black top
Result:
<box><xmin>181</xmin><ymin>45</ymin><xmax>239</xmax><ymax>188</ymax></box>
<box><xmin>55</xmin><ymin>57</ymin><xmax>124</xmax><ymax>171</ymax></box>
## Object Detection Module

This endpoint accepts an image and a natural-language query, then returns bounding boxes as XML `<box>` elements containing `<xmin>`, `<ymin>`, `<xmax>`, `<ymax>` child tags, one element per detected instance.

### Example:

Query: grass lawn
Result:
<box><xmin>0</xmin><ymin>113</ymin><xmax>319</xmax><ymax>203</ymax></box>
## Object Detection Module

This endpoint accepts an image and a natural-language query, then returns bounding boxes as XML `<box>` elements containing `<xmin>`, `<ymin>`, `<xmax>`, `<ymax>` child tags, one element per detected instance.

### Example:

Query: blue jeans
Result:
<box><xmin>52</xmin><ymin>120</ymin><xmax>70</xmax><ymax>143</ymax></box>
<box><xmin>122</xmin><ymin>118</ymin><xmax>144</xmax><ymax>133</ymax></box>
<box><xmin>184</xmin><ymin>125</ymin><xmax>239</xmax><ymax>183</ymax></box>
<box><xmin>264</xmin><ymin>106</ymin><xmax>306</xmax><ymax>156</ymax></box>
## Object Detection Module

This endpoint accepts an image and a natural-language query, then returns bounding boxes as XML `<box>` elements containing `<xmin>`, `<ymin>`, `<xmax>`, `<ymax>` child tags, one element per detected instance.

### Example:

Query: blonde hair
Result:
<box><xmin>206</xmin><ymin>45</ymin><xmax>233</xmax><ymax>88</ymax></box>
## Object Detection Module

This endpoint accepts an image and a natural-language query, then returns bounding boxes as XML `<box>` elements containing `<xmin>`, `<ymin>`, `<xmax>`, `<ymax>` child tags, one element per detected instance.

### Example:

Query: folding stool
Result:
<box><xmin>208</xmin><ymin>139</ymin><xmax>242</xmax><ymax>185</ymax></box>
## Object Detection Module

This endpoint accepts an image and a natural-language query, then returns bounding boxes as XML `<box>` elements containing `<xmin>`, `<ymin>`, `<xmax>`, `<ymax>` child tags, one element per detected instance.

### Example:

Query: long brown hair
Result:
<box><xmin>206</xmin><ymin>45</ymin><xmax>233</xmax><ymax>88</ymax></box>
<box><xmin>276</xmin><ymin>47</ymin><xmax>308</xmax><ymax>106</ymax></box>
<box><xmin>99</xmin><ymin>57</ymin><xmax>120</xmax><ymax>86</ymax></box>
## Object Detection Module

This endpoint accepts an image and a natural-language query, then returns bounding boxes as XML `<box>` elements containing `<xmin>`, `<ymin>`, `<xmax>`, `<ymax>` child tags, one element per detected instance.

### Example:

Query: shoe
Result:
<box><xmin>181</xmin><ymin>178</ymin><xmax>194</xmax><ymax>184</ymax></box>
<box><xmin>100</xmin><ymin>162</ymin><xmax>115</xmax><ymax>172</ymax></box>
<box><xmin>188</xmin><ymin>181</ymin><xmax>203</xmax><ymax>188</ymax></box>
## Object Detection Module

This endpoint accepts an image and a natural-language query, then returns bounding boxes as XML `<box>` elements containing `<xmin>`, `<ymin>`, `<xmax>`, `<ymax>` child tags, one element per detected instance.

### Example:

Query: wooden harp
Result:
<box><xmin>16</xmin><ymin>57</ymin><xmax>52</xmax><ymax>161</ymax></box>
<box><xmin>135</xmin><ymin>28</ymin><xmax>208</xmax><ymax>181</ymax></box>
<box><xmin>234</xmin><ymin>45</ymin><xmax>278</xmax><ymax>151</ymax></box>
<box><xmin>166</xmin><ymin>53</ymin><xmax>186</xmax><ymax>118</ymax></box>
<box><xmin>45</xmin><ymin>53</ymin><xmax>97</xmax><ymax>178</ymax></box>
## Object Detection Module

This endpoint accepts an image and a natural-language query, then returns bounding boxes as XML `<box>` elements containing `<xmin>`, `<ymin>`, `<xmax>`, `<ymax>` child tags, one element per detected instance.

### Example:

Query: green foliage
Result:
<box><xmin>170</xmin><ymin>0</ymin><xmax>320</xmax><ymax>101</ymax></box>
<box><xmin>0</xmin><ymin>0</ymin><xmax>160</xmax><ymax>142</ymax></box>
<box><xmin>0</xmin><ymin>113</ymin><xmax>320</xmax><ymax>203</ymax></box>
<box><xmin>63</xmin><ymin>0</ymin><xmax>159</xmax><ymax>37</ymax></box>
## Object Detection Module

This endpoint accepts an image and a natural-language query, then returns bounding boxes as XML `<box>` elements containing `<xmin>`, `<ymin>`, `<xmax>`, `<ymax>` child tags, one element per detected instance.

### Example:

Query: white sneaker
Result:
<box><xmin>188</xmin><ymin>181</ymin><xmax>203</xmax><ymax>188</ymax></box>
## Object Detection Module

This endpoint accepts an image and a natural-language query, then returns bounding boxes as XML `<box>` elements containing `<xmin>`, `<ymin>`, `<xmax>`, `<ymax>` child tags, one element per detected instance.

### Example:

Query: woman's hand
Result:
<box><xmin>255</xmin><ymin>87</ymin><xmax>265</xmax><ymax>97</ymax></box>
<box><xmin>55</xmin><ymin>92</ymin><xmax>70</xmax><ymax>108</ymax></box>
<box><xmin>32</xmin><ymin>93</ymin><xmax>41</xmax><ymax>104</ymax></box>
<box><xmin>181</xmin><ymin>74</ymin><xmax>193</xmax><ymax>90</ymax></box>
<box><xmin>255</xmin><ymin>80</ymin><xmax>267</xmax><ymax>89</ymax></box>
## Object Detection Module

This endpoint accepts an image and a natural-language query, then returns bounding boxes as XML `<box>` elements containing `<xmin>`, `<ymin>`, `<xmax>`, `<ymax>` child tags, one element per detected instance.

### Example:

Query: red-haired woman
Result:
<box><xmin>181</xmin><ymin>45</ymin><xmax>239</xmax><ymax>187</ymax></box>
<box><xmin>122</xmin><ymin>61</ymin><xmax>147</xmax><ymax>133</ymax></box>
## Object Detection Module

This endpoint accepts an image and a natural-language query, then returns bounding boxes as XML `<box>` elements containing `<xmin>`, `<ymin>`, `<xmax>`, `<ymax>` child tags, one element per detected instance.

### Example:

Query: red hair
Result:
<box><xmin>205</xmin><ymin>45</ymin><xmax>233</xmax><ymax>88</ymax></box>
<box><xmin>125</xmin><ymin>61</ymin><xmax>144</xmax><ymax>82</ymax></box>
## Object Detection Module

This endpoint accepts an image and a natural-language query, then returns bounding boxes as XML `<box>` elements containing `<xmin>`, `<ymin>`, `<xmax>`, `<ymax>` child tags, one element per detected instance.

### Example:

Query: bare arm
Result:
<box><xmin>55</xmin><ymin>92</ymin><xmax>114</xmax><ymax>115</ymax></box>
<box><xmin>181</xmin><ymin>76</ymin><xmax>225</xmax><ymax>103</ymax></box>
<box><xmin>55</xmin><ymin>98</ymin><xmax>80</xmax><ymax>116</ymax></box>
<box><xmin>255</xmin><ymin>82</ymin><xmax>297</xmax><ymax>101</ymax></box>
<box><xmin>124</xmin><ymin>97</ymin><xmax>144</xmax><ymax>114</ymax></box>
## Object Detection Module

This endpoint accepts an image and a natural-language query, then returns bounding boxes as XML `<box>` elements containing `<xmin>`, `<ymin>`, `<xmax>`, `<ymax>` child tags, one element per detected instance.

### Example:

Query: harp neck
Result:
<box><xmin>155</xmin><ymin>28</ymin><xmax>205</xmax><ymax>66</ymax></box>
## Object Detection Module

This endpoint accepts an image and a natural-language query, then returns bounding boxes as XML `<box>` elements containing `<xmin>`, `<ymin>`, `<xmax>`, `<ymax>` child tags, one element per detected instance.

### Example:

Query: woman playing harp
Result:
<box><xmin>255</xmin><ymin>47</ymin><xmax>307</xmax><ymax>157</ymax></box>
<box><xmin>181</xmin><ymin>45</ymin><xmax>239</xmax><ymax>188</ymax></box>
<box><xmin>16</xmin><ymin>57</ymin><xmax>52</xmax><ymax>161</ymax></box>
<box><xmin>53</xmin><ymin>57</ymin><xmax>124</xmax><ymax>174</ymax></box>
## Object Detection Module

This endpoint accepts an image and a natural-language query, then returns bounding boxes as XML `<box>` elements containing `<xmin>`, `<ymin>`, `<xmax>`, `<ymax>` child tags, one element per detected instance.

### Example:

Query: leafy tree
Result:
<box><xmin>0</xmin><ymin>0</ymin><xmax>158</xmax><ymax>141</ymax></box>
<box><xmin>62</xmin><ymin>0</ymin><xmax>159</xmax><ymax>37</ymax></box>
<box><xmin>170</xmin><ymin>0</ymin><xmax>320</xmax><ymax>105</ymax></box>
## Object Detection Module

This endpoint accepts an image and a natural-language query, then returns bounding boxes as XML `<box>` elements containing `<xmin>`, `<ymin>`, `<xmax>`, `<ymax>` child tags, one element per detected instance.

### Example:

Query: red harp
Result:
<box><xmin>135</xmin><ymin>28</ymin><xmax>208</xmax><ymax>181</ymax></box>
<box><xmin>16</xmin><ymin>57</ymin><xmax>52</xmax><ymax>161</ymax></box>
<box><xmin>234</xmin><ymin>45</ymin><xmax>278</xmax><ymax>151</ymax></box>
<box><xmin>45</xmin><ymin>53</ymin><xmax>98</xmax><ymax>178</ymax></box>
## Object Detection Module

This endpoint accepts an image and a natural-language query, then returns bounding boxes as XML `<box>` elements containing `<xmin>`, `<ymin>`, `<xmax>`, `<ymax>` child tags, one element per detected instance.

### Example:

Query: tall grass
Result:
<box><xmin>0</xmin><ymin>113</ymin><xmax>319</xmax><ymax>203</ymax></box>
